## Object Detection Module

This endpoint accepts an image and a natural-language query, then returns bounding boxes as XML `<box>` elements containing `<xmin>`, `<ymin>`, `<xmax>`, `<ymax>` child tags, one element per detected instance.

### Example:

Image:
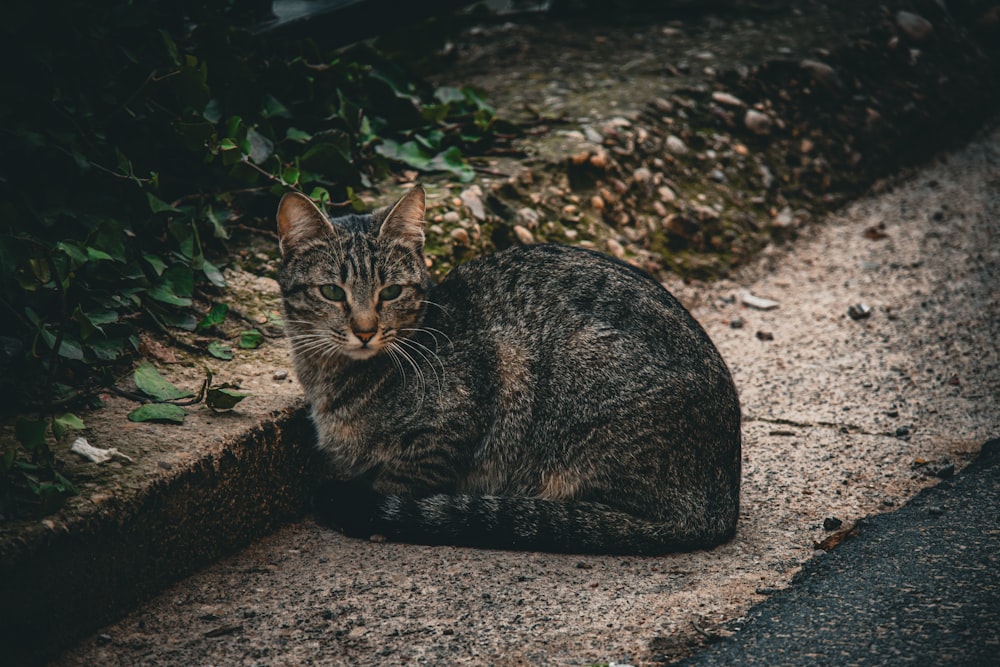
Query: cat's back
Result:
<box><xmin>431</xmin><ymin>244</ymin><xmax>716</xmax><ymax>363</ymax></box>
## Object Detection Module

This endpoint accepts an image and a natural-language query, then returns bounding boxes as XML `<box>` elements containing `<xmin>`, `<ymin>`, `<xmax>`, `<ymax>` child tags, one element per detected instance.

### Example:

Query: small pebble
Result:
<box><xmin>711</xmin><ymin>91</ymin><xmax>744</xmax><ymax>107</ymax></box>
<box><xmin>633</xmin><ymin>167</ymin><xmax>652</xmax><ymax>183</ymax></box>
<box><xmin>896</xmin><ymin>10</ymin><xmax>934</xmax><ymax>42</ymax></box>
<box><xmin>756</xmin><ymin>330</ymin><xmax>774</xmax><ymax>341</ymax></box>
<box><xmin>933</xmin><ymin>462</ymin><xmax>956</xmax><ymax>479</ymax></box>
<box><xmin>847</xmin><ymin>303</ymin><xmax>872</xmax><ymax>320</ymax></box>
<box><xmin>741</xmin><ymin>291</ymin><xmax>780</xmax><ymax>310</ymax></box>
<box><xmin>273</xmin><ymin>370</ymin><xmax>289</xmax><ymax>381</ymax></box>
<box><xmin>744</xmin><ymin>109</ymin><xmax>773</xmax><ymax>135</ymax></box>
<box><xmin>652</xmin><ymin>97</ymin><xmax>674</xmax><ymax>113</ymax></box>
<box><xmin>606</xmin><ymin>239</ymin><xmax>626</xmax><ymax>259</ymax></box>
<box><xmin>666</xmin><ymin>135</ymin><xmax>688</xmax><ymax>154</ymax></box>
<box><xmin>799</xmin><ymin>59</ymin><xmax>842</xmax><ymax>91</ymax></box>
<box><xmin>730</xmin><ymin>317</ymin><xmax>744</xmax><ymax>329</ymax></box>
<box><xmin>459</xmin><ymin>186</ymin><xmax>486</xmax><ymax>221</ymax></box>
<box><xmin>513</xmin><ymin>225</ymin><xmax>534</xmax><ymax>245</ymax></box>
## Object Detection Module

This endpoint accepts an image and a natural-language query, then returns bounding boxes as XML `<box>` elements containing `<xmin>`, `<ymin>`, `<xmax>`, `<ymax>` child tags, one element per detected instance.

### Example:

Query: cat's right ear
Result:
<box><xmin>378</xmin><ymin>185</ymin><xmax>426</xmax><ymax>246</ymax></box>
<box><xmin>276</xmin><ymin>192</ymin><xmax>335</xmax><ymax>256</ymax></box>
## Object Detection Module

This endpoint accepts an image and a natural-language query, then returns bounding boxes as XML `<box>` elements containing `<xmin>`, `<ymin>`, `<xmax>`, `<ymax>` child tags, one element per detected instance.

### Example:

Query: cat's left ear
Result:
<box><xmin>378</xmin><ymin>185</ymin><xmax>425</xmax><ymax>246</ymax></box>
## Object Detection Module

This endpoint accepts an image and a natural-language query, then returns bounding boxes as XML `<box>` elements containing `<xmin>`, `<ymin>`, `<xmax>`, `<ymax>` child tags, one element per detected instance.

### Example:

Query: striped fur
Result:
<box><xmin>277</xmin><ymin>186</ymin><xmax>741</xmax><ymax>554</ymax></box>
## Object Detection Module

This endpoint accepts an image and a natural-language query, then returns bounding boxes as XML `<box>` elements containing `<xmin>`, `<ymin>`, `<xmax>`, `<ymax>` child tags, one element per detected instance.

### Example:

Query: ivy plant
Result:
<box><xmin>0</xmin><ymin>0</ymin><xmax>514</xmax><ymax>518</ymax></box>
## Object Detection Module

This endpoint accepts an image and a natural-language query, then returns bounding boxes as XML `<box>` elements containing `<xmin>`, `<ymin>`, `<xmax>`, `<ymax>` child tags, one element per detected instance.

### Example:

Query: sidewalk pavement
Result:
<box><xmin>678</xmin><ymin>437</ymin><xmax>1000</xmax><ymax>666</ymax></box>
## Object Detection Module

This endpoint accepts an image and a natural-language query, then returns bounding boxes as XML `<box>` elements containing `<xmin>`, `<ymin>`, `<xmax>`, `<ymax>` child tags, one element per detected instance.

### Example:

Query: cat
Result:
<box><xmin>276</xmin><ymin>185</ymin><xmax>741</xmax><ymax>555</ymax></box>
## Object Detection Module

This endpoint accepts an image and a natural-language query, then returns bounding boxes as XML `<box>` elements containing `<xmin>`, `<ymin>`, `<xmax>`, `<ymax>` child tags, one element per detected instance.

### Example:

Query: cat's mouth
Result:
<box><xmin>344</xmin><ymin>334</ymin><xmax>383</xmax><ymax>360</ymax></box>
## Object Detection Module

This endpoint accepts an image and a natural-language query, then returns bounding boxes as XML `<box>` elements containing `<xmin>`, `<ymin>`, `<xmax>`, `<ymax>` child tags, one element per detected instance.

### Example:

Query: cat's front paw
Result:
<box><xmin>313</xmin><ymin>478</ymin><xmax>383</xmax><ymax>538</ymax></box>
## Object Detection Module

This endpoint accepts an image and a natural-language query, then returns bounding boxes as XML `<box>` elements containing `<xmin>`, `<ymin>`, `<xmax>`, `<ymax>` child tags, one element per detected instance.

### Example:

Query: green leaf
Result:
<box><xmin>147</xmin><ymin>283</ymin><xmax>193</xmax><ymax>307</ymax></box>
<box><xmin>15</xmin><ymin>418</ymin><xmax>48</xmax><ymax>452</ymax></box>
<box><xmin>40</xmin><ymin>329</ymin><xmax>86</xmax><ymax>361</ymax></box>
<box><xmin>149</xmin><ymin>263</ymin><xmax>195</xmax><ymax>307</ymax></box>
<box><xmin>156</xmin><ymin>309</ymin><xmax>198</xmax><ymax>331</ymax></box>
<box><xmin>309</xmin><ymin>187</ymin><xmax>331</xmax><ymax>206</ymax></box>
<box><xmin>202</xmin><ymin>260</ymin><xmax>226</xmax><ymax>287</ymax></box>
<box><xmin>168</xmin><ymin>220</ymin><xmax>200</xmax><ymax>262</ymax></box>
<box><xmin>427</xmin><ymin>147</ymin><xmax>476</xmax><ymax>182</ymax></box>
<box><xmin>146</xmin><ymin>193</ymin><xmax>180</xmax><ymax>214</ymax></box>
<box><xmin>57</xmin><ymin>241</ymin><xmax>89</xmax><ymax>266</ymax></box>
<box><xmin>239</xmin><ymin>329</ymin><xmax>264</xmax><ymax>349</ymax></box>
<box><xmin>207</xmin><ymin>340</ymin><xmax>234</xmax><ymax>360</ymax></box>
<box><xmin>462</xmin><ymin>87</ymin><xmax>495</xmax><ymax>114</ymax></box>
<box><xmin>54</xmin><ymin>470</ymin><xmax>78</xmax><ymax>495</ymax></box>
<box><xmin>198</xmin><ymin>303</ymin><xmax>229</xmax><ymax>330</ymax></box>
<box><xmin>89</xmin><ymin>311</ymin><xmax>120</xmax><ymax>326</ymax></box>
<box><xmin>206</xmin><ymin>386</ymin><xmax>249</xmax><ymax>411</ymax></box>
<box><xmin>86</xmin><ymin>247</ymin><xmax>115</xmax><ymax>262</ymax></box>
<box><xmin>434</xmin><ymin>86</ymin><xmax>466</xmax><ymax>104</ymax></box>
<box><xmin>286</xmin><ymin>127</ymin><xmax>312</xmax><ymax>143</ymax></box>
<box><xmin>89</xmin><ymin>338</ymin><xmax>127</xmax><ymax>362</ymax></box>
<box><xmin>205</xmin><ymin>206</ymin><xmax>230</xmax><ymax>240</ymax></box>
<box><xmin>247</xmin><ymin>127</ymin><xmax>274</xmax><ymax>164</ymax></box>
<box><xmin>419</xmin><ymin>104</ymin><xmax>451</xmax><ymax>124</ymax></box>
<box><xmin>203</xmin><ymin>98</ymin><xmax>223</xmax><ymax>124</ymax></box>
<box><xmin>134</xmin><ymin>361</ymin><xmax>194</xmax><ymax>401</ymax></box>
<box><xmin>52</xmin><ymin>413</ymin><xmax>85</xmax><ymax>440</ymax></box>
<box><xmin>281</xmin><ymin>165</ymin><xmax>301</xmax><ymax>186</ymax></box>
<box><xmin>143</xmin><ymin>254</ymin><xmax>168</xmax><ymax>276</ymax></box>
<box><xmin>375</xmin><ymin>139</ymin><xmax>430</xmax><ymax>169</ymax></box>
<box><xmin>261</xmin><ymin>94</ymin><xmax>291</xmax><ymax>119</ymax></box>
<box><xmin>71</xmin><ymin>306</ymin><xmax>102</xmax><ymax>339</ymax></box>
<box><xmin>128</xmin><ymin>403</ymin><xmax>186</xmax><ymax>424</ymax></box>
<box><xmin>300</xmin><ymin>142</ymin><xmax>355</xmax><ymax>180</ymax></box>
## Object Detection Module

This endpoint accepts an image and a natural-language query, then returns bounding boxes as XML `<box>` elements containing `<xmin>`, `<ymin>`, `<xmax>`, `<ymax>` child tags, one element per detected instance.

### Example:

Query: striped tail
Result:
<box><xmin>314</xmin><ymin>480</ymin><xmax>736</xmax><ymax>555</ymax></box>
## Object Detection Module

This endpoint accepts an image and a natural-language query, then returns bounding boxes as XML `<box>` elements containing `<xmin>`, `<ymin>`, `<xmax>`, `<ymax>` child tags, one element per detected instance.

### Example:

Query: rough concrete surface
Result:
<box><xmin>51</xmin><ymin>123</ymin><xmax>1000</xmax><ymax>666</ymax></box>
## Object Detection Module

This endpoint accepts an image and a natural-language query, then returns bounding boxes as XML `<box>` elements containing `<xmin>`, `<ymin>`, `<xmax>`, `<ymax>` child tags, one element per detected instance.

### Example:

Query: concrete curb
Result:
<box><xmin>0</xmin><ymin>407</ymin><xmax>318</xmax><ymax>666</ymax></box>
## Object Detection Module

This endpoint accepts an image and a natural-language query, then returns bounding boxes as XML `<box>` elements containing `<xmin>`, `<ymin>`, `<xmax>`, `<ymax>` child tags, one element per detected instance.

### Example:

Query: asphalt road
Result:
<box><xmin>677</xmin><ymin>437</ymin><xmax>1000</xmax><ymax>667</ymax></box>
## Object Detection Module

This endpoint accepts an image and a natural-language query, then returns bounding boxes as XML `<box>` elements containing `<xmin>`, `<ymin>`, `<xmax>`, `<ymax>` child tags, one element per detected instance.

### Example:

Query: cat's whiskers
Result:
<box><xmin>286</xmin><ymin>328</ymin><xmax>347</xmax><ymax>361</ymax></box>
<box><xmin>383</xmin><ymin>343</ymin><xmax>409</xmax><ymax>393</ymax></box>
<box><xmin>418</xmin><ymin>299</ymin><xmax>453</xmax><ymax>318</ymax></box>
<box><xmin>394</xmin><ymin>336</ymin><xmax>445</xmax><ymax>394</ymax></box>
<box><xmin>386</xmin><ymin>339</ymin><xmax>428</xmax><ymax>410</ymax></box>
<box><xmin>399</xmin><ymin>326</ymin><xmax>454</xmax><ymax>353</ymax></box>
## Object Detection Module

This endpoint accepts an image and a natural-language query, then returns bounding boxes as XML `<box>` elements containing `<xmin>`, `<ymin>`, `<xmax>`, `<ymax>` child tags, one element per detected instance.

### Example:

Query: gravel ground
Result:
<box><xmin>51</xmin><ymin>122</ymin><xmax>1000</xmax><ymax>666</ymax></box>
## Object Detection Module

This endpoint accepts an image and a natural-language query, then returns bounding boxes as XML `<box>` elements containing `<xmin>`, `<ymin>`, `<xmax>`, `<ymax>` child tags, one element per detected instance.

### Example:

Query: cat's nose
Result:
<box><xmin>354</xmin><ymin>330</ymin><xmax>376</xmax><ymax>345</ymax></box>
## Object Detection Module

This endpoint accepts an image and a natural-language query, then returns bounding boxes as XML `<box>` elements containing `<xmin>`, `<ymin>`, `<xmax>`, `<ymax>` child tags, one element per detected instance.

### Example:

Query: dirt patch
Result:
<box><xmin>390</xmin><ymin>0</ymin><xmax>1000</xmax><ymax>281</ymax></box>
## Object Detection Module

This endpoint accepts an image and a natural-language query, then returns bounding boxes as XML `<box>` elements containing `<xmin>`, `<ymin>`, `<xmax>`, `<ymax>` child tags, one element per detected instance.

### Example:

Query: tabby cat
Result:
<box><xmin>277</xmin><ymin>185</ymin><xmax>741</xmax><ymax>555</ymax></box>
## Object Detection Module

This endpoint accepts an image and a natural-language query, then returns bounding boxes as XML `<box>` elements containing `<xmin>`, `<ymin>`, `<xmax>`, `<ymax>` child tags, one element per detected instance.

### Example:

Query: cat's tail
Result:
<box><xmin>314</xmin><ymin>482</ymin><xmax>737</xmax><ymax>555</ymax></box>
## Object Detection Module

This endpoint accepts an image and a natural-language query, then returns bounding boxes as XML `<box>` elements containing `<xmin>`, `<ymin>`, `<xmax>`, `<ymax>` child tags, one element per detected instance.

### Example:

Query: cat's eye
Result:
<box><xmin>379</xmin><ymin>284</ymin><xmax>403</xmax><ymax>301</ymax></box>
<box><xmin>319</xmin><ymin>284</ymin><xmax>346</xmax><ymax>302</ymax></box>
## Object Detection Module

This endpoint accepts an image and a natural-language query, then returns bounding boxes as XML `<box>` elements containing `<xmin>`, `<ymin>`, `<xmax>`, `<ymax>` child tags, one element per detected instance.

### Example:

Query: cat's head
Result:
<box><xmin>276</xmin><ymin>186</ymin><xmax>431</xmax><ymax>363</ymax></box>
